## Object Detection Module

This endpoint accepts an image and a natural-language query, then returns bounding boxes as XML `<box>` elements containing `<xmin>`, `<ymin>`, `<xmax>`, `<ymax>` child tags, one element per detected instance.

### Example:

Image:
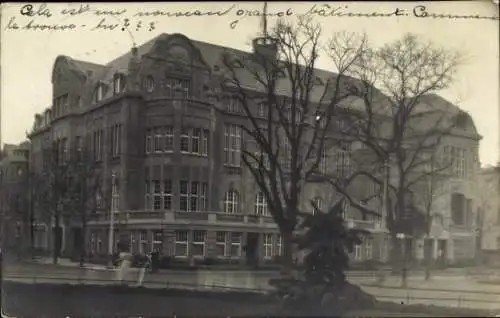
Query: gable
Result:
<box><xmin>145</xmin><ymin>33</ymin><xmax>210</xmax><ymax>70</ymax></box>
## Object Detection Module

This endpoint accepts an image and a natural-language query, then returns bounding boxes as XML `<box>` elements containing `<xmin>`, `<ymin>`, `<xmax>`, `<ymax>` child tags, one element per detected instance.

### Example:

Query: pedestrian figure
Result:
<box><xmin>116</xmin><ymin>243</ymin><xmax>133</xmax><ymax>285</ymax></box>
<box><xmin>135</xmin><ymin>253</ymin><xmax>151</xmax><ymax>287</ymax></box>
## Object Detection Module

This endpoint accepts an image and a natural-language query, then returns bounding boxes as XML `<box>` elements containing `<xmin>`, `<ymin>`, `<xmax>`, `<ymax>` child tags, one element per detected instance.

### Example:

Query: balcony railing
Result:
<box><xmin>347</xmin><ymin>219</ymin><xmax>377</xmax><ymax>230</ymax></box>
<box><xmin>90</xmin><ymin>210</ymin><xmax>278</xmax><ymax>227</ymax></box>
<box><xmin>90</xmin><ymin>211</ymin><xmax>378</xmax><ymax>231</ymax></box>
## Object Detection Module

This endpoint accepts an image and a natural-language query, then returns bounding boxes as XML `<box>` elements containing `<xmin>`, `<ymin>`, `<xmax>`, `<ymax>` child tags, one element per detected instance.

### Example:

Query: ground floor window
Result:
<box><xmin>175</xmin><ymin>230</ymin><xmax>188</xmax><ymax>257</ymax></box>
<box><xmin>275</xmin><ymin>235</ymin><xmax>282</xmax><ymax>257</ymax></box>
<box><xmin>192</xmin><ymin>230</ymin><xmax>206</xmax><ymax>256</ymax></box>
<box><xmin>364</xmin><ymin>238</ymin><xmax>373</xmax><ymax>260</ymax></box>
<box><xmin>139</xmin><ymin>230</ymin><xmax>148</xmax><ymax>254</ymax></box>
<box><xmin>230</xmin><ymin>232</ymin><xmax>242</xmax><ymax>257</ymax></box>
<box><xmin>263</xmin><ymin>233</ymin><xmax>273</xmax><ymax>259</ymax></box>
<box><xmin>152</xmin><ymin>230</ymin><xmax>163</xmax><ymax>252</ymax></box>
<box><xmin>216</xmin><ymin>231</ymin><xmax>228</xmax><ymax>256</ymax></box>
<box><xmin>354</xmin><ymin>244</ymin><xmax>363</xmax><ymax>261</ymax></box>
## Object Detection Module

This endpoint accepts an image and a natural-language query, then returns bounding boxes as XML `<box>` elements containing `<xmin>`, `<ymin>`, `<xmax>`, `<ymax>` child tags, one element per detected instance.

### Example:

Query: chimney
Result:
<box><xmin>131</xmin><ymin>46</ymin><xmax>138</xmax><ymax>57</ymax></box>
<box><xmin>252</xmin><ymin>37</ymin><xmax>278</xmax><ymax>62</ymax></box>
<box><xmin>252</xmin><ymin>1</ymin><xmax>278</xmax><ymax>63</ymax></box>
<box><xmin>127</xmin><ymin>46</ymin><xmax>140</xmax><ymax>92</ymax></box>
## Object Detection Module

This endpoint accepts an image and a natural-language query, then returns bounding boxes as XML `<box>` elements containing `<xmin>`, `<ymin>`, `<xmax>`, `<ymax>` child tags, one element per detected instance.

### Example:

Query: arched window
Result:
<box><xmin>144</xmin><ymin>76</ymin><xmax>155</xmax><ymax>93</ymax></box>
<box><xmin>312</xmin><ymin>197</ymin><xmax>323</xmax><ymax>214</ymax></box>
<box><xmin>255</xmin><ymin>191</ymin><xmax>268</xmax><ymax>216</ymax></box>
<box><xmin>224</xmin><ymin>189</ymin><xmax>239</xmax><ymax>214</ymax></box>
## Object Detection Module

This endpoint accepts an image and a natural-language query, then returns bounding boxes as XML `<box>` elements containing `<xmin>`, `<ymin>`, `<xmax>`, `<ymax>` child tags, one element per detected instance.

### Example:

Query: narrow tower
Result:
<box><xmin>252</xmin><ymin>1</ymin><xmax>278</xmax><ymax>62</ymax></box>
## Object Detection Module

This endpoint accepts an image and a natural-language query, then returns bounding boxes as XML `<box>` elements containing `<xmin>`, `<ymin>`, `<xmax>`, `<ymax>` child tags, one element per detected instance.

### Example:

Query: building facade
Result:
<box><xmin>0</xmin><ymin>142</ymin><xmax>30</xmax><ymax>252</ymax></box>
<box><xmin>27</xmin><ymin>33</ymin><xmax>481</xmax><ymax>265</ymax></box>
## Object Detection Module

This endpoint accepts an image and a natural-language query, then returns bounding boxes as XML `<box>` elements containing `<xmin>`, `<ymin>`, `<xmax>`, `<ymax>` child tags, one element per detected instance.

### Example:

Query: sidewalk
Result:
<box><xmin>31</xmin><ymin>257</ymin><xmax>112</xmax><ymax>271</ymax></box>
<box><xmin>26</xmin><ymin>257</ymin><xmax>473</xmax><ymax>277</ymax></box>
<box><xmin>361</xmin><ymin>275</ymin><xmax>500</xmax><ymax>295</ymax></box>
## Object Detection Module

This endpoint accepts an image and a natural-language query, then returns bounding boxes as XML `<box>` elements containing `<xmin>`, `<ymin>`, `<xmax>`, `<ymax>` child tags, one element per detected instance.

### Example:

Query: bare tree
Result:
<box><xmin>31</xmin><ymin>139</ymin><xmax>104</xmax><ymax>264</ymax></box>
<box><xmin>31</xmin><ymin>142</ymin><xmax>72</xmax><ymax>264</ymax></box>
<box><xmin>64</xmin><ymin>144</ymin><xmax>105</xmax><ymax>267</ymax></box>
<box><xmin>218</xmin><ymin>16</ymin><xmax>379</xmax><ymax>276</ymax></box>
<box><xmin>413</xmin><ymin>149</ymin><xmax>452</xmax><ymax>280</ymax></box>
<box><xmin>341</xmin><ymin>33</ymin><xmax>463</xmax><ymax>285</ymax></box>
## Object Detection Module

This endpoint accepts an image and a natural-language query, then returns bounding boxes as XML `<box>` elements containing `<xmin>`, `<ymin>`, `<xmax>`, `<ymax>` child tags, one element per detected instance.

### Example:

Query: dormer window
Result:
<box><xmin>113</xmin><ymin>73</ymin><xmax>126</xmax><ymax>95</ymax></box>
<box><xmin>95</xmin><ymin>83</ymin><xmax>105</xmax><ymax>103</ymax></box>
<box><xmin>144</xmin><ymin>76</ymin><xmax>155</xmax><ymax>93</ymax></box>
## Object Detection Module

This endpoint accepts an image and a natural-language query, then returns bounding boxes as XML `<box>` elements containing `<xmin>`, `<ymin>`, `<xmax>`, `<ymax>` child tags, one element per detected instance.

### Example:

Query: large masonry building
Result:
<box><xmin>28</xmin><ymin>33</ymin><xmax>482</xmax><ymax>265</ymax></box>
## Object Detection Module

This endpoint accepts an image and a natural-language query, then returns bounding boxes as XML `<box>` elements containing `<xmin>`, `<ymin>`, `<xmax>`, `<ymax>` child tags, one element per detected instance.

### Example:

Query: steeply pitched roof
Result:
<box><xmin>53</xmin><ymin>33</ymin><xmax>474</xmax><ymax>137</ymax></box>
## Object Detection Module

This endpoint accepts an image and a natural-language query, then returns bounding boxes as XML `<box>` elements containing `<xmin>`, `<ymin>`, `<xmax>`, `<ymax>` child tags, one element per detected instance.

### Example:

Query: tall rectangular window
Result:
<box><xmin>257</xmin><ymin>102</ymin><xmax>268</xmax><ymax>118</ymax></box>
<box><xmin>164</xmin><ymin>126</ymin><xmax>174</xmax><ymax>152</ymax></box>
<box><xmin>230</xmin><ymin>232</ymin><xmax>242</xmax><ymax>257</ymax></box>
<box><xmin>281</xmin><ymin>137</ymin><xmax>291</xmax><ymax>170</ymax></box>
<box><xmin>144</xmin><ymin>167</ymin><xmax>151</xmax><ymax>209</ymax></box>
<box><xmin>191</xmin><ymin>128</ymin><xmax>200</xmax><ymax>154</ymax></box>
<box><xmin>111</xmin><ymin>124</ymin><xmax>121</xmax><ymax>158</ymax></box>
<box><xmin>152</xmin><ymin>231</ymin><xmax>163</xmax><ymax>252</ymax></box>
<box><xmin>175</xmin><ymin>230</ymin><xmax>188</xmax><ymax>257</ymax></box>
<box><xmin>201</xmin><ymin>129</ymin><xmax>209</xmax><ymax>156</ymax></box>
<box><xmin>154</xmin><ymin>127</ymin><xmax>162</xmax><ymax>153</ymax></box>
<box><xmin>189</xmin><ymin>181</ymin><xmax>197</xmax><ymax>212</ymax></box>
<box><xmin>275</xmin><ymin>235</ymin><xmax>282</xmax><ymax>257</ymax></box>
<box><xmin>163</xmin><ymin>179</ymin><xmax>172</xmax><ymax>210</ymax></box>
<box><xmin>216</xmin><ymin>231</ymin><xmax>227</xmax><ymax>256</ymax></box>
<box><xmin>152</xmin><ymin>179</ymin><xmax>161</xmax><ymax>210</ymax></box>
<box><xmin>192</xmin><ymin>230</ymin><xmax>206</xmax><ymax>256</ymax></box>
<box><xmin>263</xmin><ymin>234</ymin><xmax>273</xmax><ymax>259</ymax></box>
<box><xmin>336</xmin><ymin>142</ymin><xmax>351</xmax><ymax>177</ymax></box>
<box><xmin>180</xmin><ymin>128</ymin><xmax>190</xmax><ymax>153</ymax></box>
<box><xmin>201</xmin><ymin>182</ymin><xmax>208</xmax><ymax>211</ymax></box>
<box><xmin>145</xmin><ymin>129</ymin><xmax>152</xmax><ymax>154</ymax></box>
<box><xmin>319</xmin><ymin>143</ymin><xmax>327</xmax><ymax>174</ymax></box>
<box><xmin>179</xmin><ymin>180</ymin><xmax>189</xmax><ymax>211</ymax></box>
<box><xmin>224</xmin><ymin>124</ymin><xmax>241</xmax><ymax>166</ymax></box>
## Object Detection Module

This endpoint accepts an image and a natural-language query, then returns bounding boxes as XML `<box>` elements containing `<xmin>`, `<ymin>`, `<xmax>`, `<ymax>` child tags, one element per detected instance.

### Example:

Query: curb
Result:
<box><xmin>360</xmin><ymin>282</ymin><xmax>500</xmax><ymax>296</ymax></box>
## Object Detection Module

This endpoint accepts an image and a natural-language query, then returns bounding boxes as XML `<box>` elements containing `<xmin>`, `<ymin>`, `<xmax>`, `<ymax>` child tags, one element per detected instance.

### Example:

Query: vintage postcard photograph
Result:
<box><xmin>1</xmin><ymin>2</ymin><xmax>499</xmax><ymax>317</ymax></box>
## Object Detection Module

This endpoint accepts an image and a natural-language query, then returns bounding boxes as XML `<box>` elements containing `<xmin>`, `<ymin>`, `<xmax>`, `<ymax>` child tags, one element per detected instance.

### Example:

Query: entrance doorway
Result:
<box><xmin>423</xmin><ymin>238</ymin><xmax>433</xmax><ymax>265</ymax></box>
<box><xmin>72</xmin><ymin>228</ymin><xmax>83</xmax><ymax>258</ymax></box>
<box><xmin>245</xmin><ymin>232</ymin><xmax>259</xmax><ymax>266</ymax></box>
<box><xmin>437</xmin><ymin>239</ymin><xmax>447</xmax><ymax>267</ymax></box>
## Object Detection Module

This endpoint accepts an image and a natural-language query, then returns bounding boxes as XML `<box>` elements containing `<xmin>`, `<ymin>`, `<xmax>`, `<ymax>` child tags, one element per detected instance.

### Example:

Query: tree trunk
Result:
<box><xmin>29</xmin><ymin>212</ymin><xmax>35</xmax><ymax>258</ymax></box>
<box><xmin>281</xmin><ymin>228</ymin><xmax>295</xmax><ymax>279</ymax></box>
<box><xmin>424</xmin><ymin>235</ymin><xmax>431</xmax><ymax>281</ymax></box>
<box><xmin>79</xmin><ymin>224</ymin><xmax>86</xmax><ymax>267</ymax></box>
<box><xmin>53</xmin><ymin>213</ymin><xmax>61</xmax><ymax>264</ymax></box>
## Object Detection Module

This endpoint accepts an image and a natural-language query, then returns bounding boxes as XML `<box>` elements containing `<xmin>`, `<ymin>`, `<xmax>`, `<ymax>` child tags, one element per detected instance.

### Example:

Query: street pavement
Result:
<box><xmin>3</xmin><ymin>260</ymin><xmax>500</xmax><ymax>311</ymax></box>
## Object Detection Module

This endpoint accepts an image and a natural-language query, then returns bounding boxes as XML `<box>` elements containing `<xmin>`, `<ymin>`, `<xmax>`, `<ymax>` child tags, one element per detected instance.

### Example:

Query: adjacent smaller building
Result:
<box><xmin>0</xmin><ymin>142</ymin><xmax>30</xmax><ymax>252</ymax></box>
<box><xmin>478</xmin><ymin>164</ymin><xmax>500</xmax><ymax>265</ymax></box>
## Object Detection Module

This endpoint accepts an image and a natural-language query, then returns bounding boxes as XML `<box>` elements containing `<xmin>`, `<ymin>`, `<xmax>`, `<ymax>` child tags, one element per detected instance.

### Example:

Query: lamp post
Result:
<box><xmin>107</xmin><ymin>172</ymin><xmax>116</xmax><ymax>267</ymax></box>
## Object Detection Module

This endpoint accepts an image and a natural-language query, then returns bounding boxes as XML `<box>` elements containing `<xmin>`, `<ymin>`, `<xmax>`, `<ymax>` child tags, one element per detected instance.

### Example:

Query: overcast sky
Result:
<box><xmin>1</xmin><ymin>2</ymin><xmax>499</xmax><ymax>166</ymax></box>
